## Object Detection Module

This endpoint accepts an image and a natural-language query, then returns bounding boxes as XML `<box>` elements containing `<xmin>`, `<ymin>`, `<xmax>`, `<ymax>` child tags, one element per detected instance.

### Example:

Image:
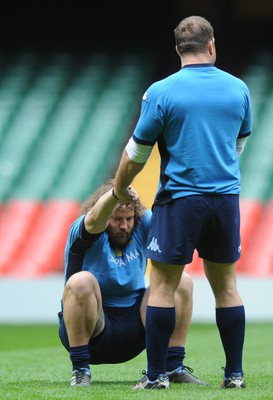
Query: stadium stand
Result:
<box><xmin>238</xmin><ymin>200</ymin><xmax>273</xmax><ymax>276</ymax></box>
<box><xmin>240</xmin><ymin>51</ymin><xmax>273</xmax><ymax>202</ymax></box>
<box><xmin>0</xmin><ymin>50</ymin><xmax>273</xmax><ymax>278</ymax></box>
<box><xmin>8</xmin><ymin>200</ymin><xmax>80</xmax><ymax>277</ymax></box>
<box><xmin>0</xmin><ymin>53</ymin><xmax>75</xmax><ymax>202</ymax></box>
<box><xmin>0</xmin><ymin>52</ymin><xmax>154</xmax><ymax>277</ymax></box>
<box><xmin>236</xmin><ymin>200</ymin><xmax>264</xmax><ymax>273</ymax></box>
<box><xmin>0</xmin><ymin>200</ymin><xmax>42</xmax><ymax>274</ymax></box>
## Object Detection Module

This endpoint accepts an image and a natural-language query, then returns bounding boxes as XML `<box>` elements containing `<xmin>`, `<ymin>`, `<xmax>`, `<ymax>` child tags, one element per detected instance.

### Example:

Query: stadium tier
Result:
<box><xmin>0</xmin><ymin>51</ymin><xmax>272</xmax><ymax>277</ymax></box>
<box><xmin>240</xmin><ymin>51</ymin><xmax>273</xmax><ymax>202</ymax></box>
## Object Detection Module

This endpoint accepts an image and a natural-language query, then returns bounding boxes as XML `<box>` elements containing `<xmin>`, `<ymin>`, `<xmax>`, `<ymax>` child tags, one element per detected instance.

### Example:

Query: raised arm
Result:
<box><xmin>84</xmin><ymin>182</ymin><xmax>138</xmax><ymax>234</ymax></box>
<box><xmin>84</xmin><ymin>188</ymin><xmax>120</xmax><ymax>234</ymax></box>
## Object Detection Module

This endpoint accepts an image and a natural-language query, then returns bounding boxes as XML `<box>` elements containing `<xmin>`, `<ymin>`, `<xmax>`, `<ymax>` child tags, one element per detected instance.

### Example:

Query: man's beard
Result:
<box><xmin>108</xmin><ymin>232</ymin><xmax>132</xmax><ymax>249</ymax></box>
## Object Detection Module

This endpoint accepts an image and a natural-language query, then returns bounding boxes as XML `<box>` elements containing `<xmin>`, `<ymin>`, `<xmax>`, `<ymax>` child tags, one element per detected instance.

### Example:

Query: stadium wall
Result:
<box><xmin>0</xmin><ymin>275</ymin><xmax>272</xmax><ymax>323</ymax></box>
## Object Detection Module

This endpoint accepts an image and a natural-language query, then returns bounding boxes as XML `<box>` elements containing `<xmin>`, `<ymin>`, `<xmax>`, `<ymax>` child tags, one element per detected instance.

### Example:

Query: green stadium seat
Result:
<box><xmin>48</xmin><ymin>56</ymin><xmax>152</xmax><ymax>201</ymax></box>
<box><xmin>9</xmin><ymin>56</ymin><xmax>110</xmax><ymax>200</ymax></box>
<box><xmin>0</xmin><ymin>54</ymin><xmax>76</xmax><ymax>201</ymax></box>
<box><xmin>240</xmin><ymin>52</ymin><xmax>273</xmax><ymax>202</ymax></box>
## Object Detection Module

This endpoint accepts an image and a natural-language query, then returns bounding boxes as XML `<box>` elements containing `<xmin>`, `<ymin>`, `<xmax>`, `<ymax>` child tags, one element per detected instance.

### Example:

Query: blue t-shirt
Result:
<box><xmin>64</xmin><ymin>210</ymin><xmax>151</xmax><ymax>307</ymax></box>
<box><xmin>133</xmin><ymin>64</ymin><xmax>252</xmax><ymax>204</ymax></box>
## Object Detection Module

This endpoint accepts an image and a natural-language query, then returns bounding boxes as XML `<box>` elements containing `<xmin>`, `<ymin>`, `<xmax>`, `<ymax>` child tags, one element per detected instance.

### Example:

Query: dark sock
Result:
<box><xmin>146</xmin><ymin>305</ymin><xmax>176</xmax><ymax>381</ymax></box>
<box><xmin>166</xmin><ymin>346</ymin><xmax>185</xmax><ymax>372</ymax></box>
<box><xmin>216</xmin><ymin>305</ymin><xmax>245</xmax><ymax>377</ymax></box>
<box><xmin>70</xmin><ymin>344</ymin><xmax>90</xmax><ymax>371</ymax></box>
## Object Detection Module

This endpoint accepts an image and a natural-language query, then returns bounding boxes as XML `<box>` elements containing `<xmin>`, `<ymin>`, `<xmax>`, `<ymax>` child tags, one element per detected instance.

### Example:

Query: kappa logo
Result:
<box><xmin>147</xmin><ymin>237</ymin><xmax>162</xmax><ymax>253</ymax></box>
<box><xmin>142</xmin><ymin>91</ymin><xmax>148</xmax><ymax>101</ymax></box>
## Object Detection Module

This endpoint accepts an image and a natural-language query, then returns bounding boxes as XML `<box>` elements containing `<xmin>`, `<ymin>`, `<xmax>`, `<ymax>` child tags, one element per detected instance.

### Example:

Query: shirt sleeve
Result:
<box><xmin>238</xmin><ymin>85</ymin><xmax>252</xmax><ymax>138</ymax></box>
<box><xmin>68</xmin><ymin>216</ymin><xmax>101</xmax><ymax>255</ymax></box>
<box><xmin>133</xmin><ymin>84</ymin><xmax>165</xmax><ymax>144</ymax></box>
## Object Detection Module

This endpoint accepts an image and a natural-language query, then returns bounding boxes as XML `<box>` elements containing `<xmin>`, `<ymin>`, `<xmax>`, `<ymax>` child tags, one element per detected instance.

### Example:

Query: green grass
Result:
<box><xmin>0</xmin><ymin>323</ymin><xmax>272</xmax><ymax>399</ymax></box>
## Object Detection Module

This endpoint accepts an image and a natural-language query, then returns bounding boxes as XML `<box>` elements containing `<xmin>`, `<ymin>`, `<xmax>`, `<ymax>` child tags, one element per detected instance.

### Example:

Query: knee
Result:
<box><xmin>176</xmin><ymin>272</ymin><xmax>193</xmax><ymax>301</ymax></box>
<box><xmin>64</xmin><ymin>271</ymin><xmax>97</xmax><ymax>300</ymax></box>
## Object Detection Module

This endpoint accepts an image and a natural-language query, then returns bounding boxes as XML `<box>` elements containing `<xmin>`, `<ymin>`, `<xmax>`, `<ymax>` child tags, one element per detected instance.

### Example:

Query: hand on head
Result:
<box><xmin>114</xmin><ymin>185</ymin><xmax>138</xmax><ymax>204</ymax></box>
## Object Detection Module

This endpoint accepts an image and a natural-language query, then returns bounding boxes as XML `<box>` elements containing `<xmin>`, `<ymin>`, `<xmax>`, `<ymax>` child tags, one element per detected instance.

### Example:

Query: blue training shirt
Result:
<box><xmin>64</xmin><ymin>210</ymin><xmax>151</xmax><ymax>307</ymax></box>
<box><xmin>133</xmin><ymin>64</ymin><xmax>252</xmax><ymax>204</ymax></box>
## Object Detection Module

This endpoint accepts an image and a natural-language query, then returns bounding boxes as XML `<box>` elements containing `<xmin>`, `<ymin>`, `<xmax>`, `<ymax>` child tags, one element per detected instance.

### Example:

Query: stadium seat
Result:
<box><xmin>10</xmin><ymin>60</ymin><xmax>107</xmax><ymax>200</ymax></box>
<box><xmin>0</xmin><ymin>53</ymin><xmax>75</xmax><ymax>201</ymax></box>
<box><xmin>9</xmin><ymin>200</ymin><xmax>80</xmax><ymax>277</ymax></box>
<box><xmin>236</xmin><ymin>199</ymin><xmax>264</xmax><ymax>272</ymax></box>
<box><xmin>0</xmin><ymin>53</ymin><xmax>37</xmax><ymax>144</ymax></box>
<box><xmin>238</xmin><ymin>200</ymin><xmax>273</xmax><ymax>276</ymax></box>
<box><xmin>186</xmin><ymin>250</ymin><xmax>204</xmax><ymax>275</ymax></box>
<box><xmin>0</xmin><ymin>200</ymin><xmax>42</xmax><ymax>274</ymax></box>
<box><xmin>241</xmin><ymin>55</ymin><xmax>273</xmax><ymax>203</ymax></box>
<box><xmin>2</xmin><ymin>52</ymin><xmax>273</xmax><ymax>278</ymax></box>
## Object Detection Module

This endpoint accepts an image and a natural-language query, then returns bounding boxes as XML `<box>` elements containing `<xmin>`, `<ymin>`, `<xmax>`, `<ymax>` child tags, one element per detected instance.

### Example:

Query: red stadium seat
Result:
<box><xmin>186</xmin><ymin>250</ymin><xmax>204</xmax><ymax>275</ymax></box>
<box><xmin>238</xmin><ymin>200</ymin><xmax>273</xmax><ymax>276</ymax></box>
<box><xmin>8</xmin><ymin>200</ymin><xmax>80</xmax><ymax>277</ymax></box>
<box><xmin>0</xmin><ymin>200</ymin><xmax>42</xmax><ymax>274</ymax></box>
<box><xmin>236</xmin><ymin>199</ymin><xmax>264</xmax><ymax>273</ymax></box>
<box><xmin>3</xmin><ymin>198</ymin><xmax>272</xmax><ymax>278</ymax></box>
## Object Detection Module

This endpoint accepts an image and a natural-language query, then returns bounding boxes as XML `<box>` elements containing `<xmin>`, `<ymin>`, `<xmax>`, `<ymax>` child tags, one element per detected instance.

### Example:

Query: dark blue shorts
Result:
<box><xmin>146</xmin><ymin>195</ymin><xmax>241</xmax><ymax>265</ymax></box>
<box><xmin>58</xmin><ymin>289</ymin><xmax>146</xmax><ymax>364</ymax></box>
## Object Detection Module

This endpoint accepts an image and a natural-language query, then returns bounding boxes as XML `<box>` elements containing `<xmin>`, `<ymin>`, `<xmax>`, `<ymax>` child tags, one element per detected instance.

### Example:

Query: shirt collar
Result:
<box><xmin>182</xmin><ymin>63</ymin><xmax>213</xmax><ymax>69</ymax></box>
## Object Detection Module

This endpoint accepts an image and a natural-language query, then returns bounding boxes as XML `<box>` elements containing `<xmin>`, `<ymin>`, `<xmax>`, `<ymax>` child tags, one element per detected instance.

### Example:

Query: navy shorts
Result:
<box><xmin>58</xmin><ymin>289</ymin><xmax>146</xmax><ymax>364</ymax></box>
<box><xmin>146</xmin><ymin>195</ymin><xmax>241</xmax><ymax>265</ymax></box>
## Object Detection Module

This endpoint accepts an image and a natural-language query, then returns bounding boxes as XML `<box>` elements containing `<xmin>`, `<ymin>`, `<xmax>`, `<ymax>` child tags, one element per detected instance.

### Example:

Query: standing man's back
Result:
<box><xmin>134</xmin><ymin>57</ymin><xmax>252</xmax><ymax>202</ymax></box>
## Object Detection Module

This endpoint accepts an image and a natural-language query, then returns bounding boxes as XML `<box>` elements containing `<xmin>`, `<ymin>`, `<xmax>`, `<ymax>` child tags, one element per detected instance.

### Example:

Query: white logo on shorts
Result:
<box><xmin>147</xmin><ymin>237</ymin><xmax>162</xmax><ymax>253</ymax></box>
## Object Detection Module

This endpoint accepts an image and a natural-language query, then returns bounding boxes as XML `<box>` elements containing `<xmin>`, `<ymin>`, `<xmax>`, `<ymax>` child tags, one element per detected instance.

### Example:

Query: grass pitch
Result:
<box><xmin>0</xmin><ymin>323</ymin><xmax>272</xmax><ymax>399</ymax></box>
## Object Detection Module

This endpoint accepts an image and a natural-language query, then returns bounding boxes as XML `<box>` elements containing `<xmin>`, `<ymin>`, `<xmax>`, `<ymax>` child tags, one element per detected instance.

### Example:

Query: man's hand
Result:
<box><xmin>114</xmin><ymin>185</ymin><xmax>138</xmax><ymax>204</ymax></box>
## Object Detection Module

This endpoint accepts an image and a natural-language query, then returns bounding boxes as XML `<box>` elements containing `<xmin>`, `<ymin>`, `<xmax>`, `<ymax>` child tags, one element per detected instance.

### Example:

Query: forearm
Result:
<box><xmin>236</xmin><ymin>137</ymin><xmax>247</xmax><ymax>157</ymax></box>
<box><xmin>84</xmin><ymin>189</ymin><xmax>119</xmax><ymax>234</ymax></box>
<box><xmin>114</xmin><ymin>149</ymin><xmax>145</xmax><ymax>201</ymax></box>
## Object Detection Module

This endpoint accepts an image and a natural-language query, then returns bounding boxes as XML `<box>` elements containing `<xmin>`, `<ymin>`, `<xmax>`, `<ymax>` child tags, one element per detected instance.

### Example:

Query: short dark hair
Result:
<box><xmin>174</xmin><ymin>16</ymin><xmax>214</xmax><ymax>55</ymax></box>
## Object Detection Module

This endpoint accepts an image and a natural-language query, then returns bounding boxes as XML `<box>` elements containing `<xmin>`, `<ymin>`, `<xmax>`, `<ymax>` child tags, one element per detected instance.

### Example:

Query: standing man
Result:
<box><xmin>58</xmin><ymin>179</ymin><xmax>208</xmax><ymax>388</ymax></box>
<box><xmin>114</xmin><ymin>15</ymin><xmax>252</xmax><ymax>389</ymax></box>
